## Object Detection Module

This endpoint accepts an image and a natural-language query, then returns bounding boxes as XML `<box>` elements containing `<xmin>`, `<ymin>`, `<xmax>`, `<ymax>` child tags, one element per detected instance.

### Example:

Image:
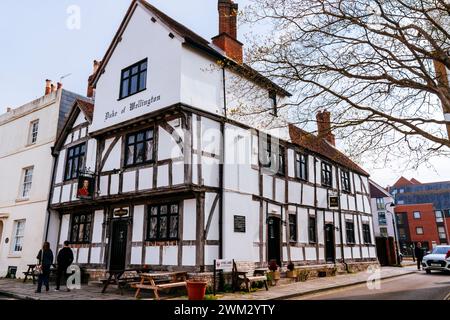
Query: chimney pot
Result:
<box><xmin>7</xmin><ymin>107</ymin><xmax>12</xmax><ymax>112</ymax></box>
<box><xmin>45</xmin><ymin>79</ymin><xmax>52</xmax><ymax>95</ymax></box>
<box><xmin>57</xmin><ymin>82</ymin><xmax>63</xmax><ymax>90</ymax></box>
<box><xmin>51</xmin><ymin>83</ymin><xmax>56</xmax><ymax>92</ymax></box>
<box><xmin>87</xmin><ymin>60</ymin><xmax>101</xmax><ymax>98</ymax></box>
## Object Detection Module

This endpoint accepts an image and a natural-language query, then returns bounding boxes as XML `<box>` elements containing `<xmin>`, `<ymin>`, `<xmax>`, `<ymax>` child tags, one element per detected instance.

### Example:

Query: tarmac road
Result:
<box><xmin>292</xmin><ymin>271</ymin><xmax>450</xmax><ymax>300</ymax></box>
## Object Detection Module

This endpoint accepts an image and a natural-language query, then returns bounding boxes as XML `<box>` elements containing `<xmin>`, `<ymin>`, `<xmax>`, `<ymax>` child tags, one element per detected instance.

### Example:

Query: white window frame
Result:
<box><xmin>438</xmin><ymin>226</ymin><xmax>446</xmax><ymax>239</ymax></box>
<box><xmin>416</xmin><ymin>227</ymin><xmax>424</xmax><ymax>235</ymax></box>
<box><xmin>19</xmin><ymin>167</ymin><xmax>34</xmax><ymax>199</ymax></box>
<box><xmin>11</xmin><ymin>220</ymin><xmax>25</xmax><ymax>254</ymax></box>
<box><xmin>413</xmin><ymin>211</ymin><xmax>421</xmax><ymax>219</ymax></box>
<box><xmin>28</xmin><ymin>119</ymin><xmax>39</xmax><ymax>145</ymax></box>
<box><xmin>435</xmin><ymin>211</ymin><xmax>444</xmax><ymax>223</ymax></box>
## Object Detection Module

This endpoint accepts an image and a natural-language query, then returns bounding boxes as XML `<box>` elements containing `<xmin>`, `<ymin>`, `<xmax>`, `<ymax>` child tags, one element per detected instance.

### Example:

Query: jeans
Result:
<box><xmin>37</xmin><ymin>266</ymin><xmax>51</xmax><ymax>292</ymax></box>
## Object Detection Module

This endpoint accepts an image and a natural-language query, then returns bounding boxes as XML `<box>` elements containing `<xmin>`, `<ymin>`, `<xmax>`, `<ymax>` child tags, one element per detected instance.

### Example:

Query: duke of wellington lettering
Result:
<box><xmin>0</xmin><ymin>0</ymin><xmax>449</xmax><ymax>309</ymax></box>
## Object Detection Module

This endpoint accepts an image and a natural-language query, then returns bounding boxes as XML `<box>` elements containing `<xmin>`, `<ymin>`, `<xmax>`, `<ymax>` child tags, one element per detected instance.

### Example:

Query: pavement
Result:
<box><xmin>0</xmin><ymin>265</ymin><xmax>418</xmax><ymax>300</ymax></box>
<box><xmin>214</xmin><ymin>265</ymin><xmax>418</xmax><ymax>300</ymax></box>
<box><xmin>295</xmin><ymin>271</ymin><xmax>450</xmax><ymax>300</ymax></box>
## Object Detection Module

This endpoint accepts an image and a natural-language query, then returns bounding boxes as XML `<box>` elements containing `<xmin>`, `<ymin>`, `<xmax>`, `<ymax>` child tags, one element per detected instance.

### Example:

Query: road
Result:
<box><xmin>292</xmin><ymin>271</ymin><xmax>450</xmax><ymax>300</ymax></box>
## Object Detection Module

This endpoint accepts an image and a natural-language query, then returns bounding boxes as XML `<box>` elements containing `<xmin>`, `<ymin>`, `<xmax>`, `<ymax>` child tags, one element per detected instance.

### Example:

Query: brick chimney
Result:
<box><xmin>45</xmin><ymin>79</ymin><xmax>52</xmax><ymax>95</ymax></box>
<box><xmin>316</xmin><ymin>110</ymin><xmax>335</xmax><ymax>146</ymax></box>
<box><xmin>87</xmin><ymin>60</ymin><xmax>101</xmax><ymax>98</ymax></box>
<box><xmin>211</xmin><ymin>0</ymin><xmax>243</xmax><ymax>64</ymax></box>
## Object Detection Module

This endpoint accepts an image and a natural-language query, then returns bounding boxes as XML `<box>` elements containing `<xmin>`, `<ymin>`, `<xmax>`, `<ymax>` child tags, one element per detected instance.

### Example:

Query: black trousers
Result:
<box><xmin>55</xmin><ymin>265</ymin><xmax>69</xmax><ymax>290</ymax></box>
<box><xmin>37</xmin><ymin>266</ymin><xmax>51</xmax><ymax>292</ymax></box>
<box><xmin>417</xmin><ymin>258</ymin><xmax>423</xmax><ymax>270</ymax></box>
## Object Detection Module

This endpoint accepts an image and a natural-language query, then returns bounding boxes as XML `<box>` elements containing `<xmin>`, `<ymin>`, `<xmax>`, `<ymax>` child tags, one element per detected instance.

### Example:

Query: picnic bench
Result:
<box><xmin>232</xmin><ymin>260</ymin><xmax>268</xmax><ymax>292</ymax></box>
<box><xmin>101</xmin><ymin>268</ymin><xmax>148</xmax><ymax>294</ymax></box>
<box><xmin>133</xmin><ymin>271</ymin><xmax>187</xmax><ymax>300</ymax></box>
<box><xmin>23</xmin><ymin>264</ymin><xmax>57</xmax><ymax>284</ymax></box>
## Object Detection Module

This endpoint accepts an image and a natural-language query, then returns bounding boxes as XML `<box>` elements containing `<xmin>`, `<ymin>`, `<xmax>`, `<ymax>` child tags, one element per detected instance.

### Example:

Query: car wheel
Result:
<box><xmin>425</xmin><ymin>269</ymin><xmax>431</xmax><ymax>274</ymax></box>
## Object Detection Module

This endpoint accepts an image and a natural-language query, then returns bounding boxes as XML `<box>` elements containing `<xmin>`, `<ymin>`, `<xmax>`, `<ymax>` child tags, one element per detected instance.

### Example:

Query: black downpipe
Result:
<box><xmin>45</xmin><ymin>148</ymin><xmax>58</xmax><ymax>243</ymax></box>
<box><xmin>219</xmin><ymin>63</ymin><xmax>227</xmax><ymax>259</ymax></box>
<box><xmin>335</xmin><ymin>167</ymin><xmax>348</xmax><ymax>272</ymax></box>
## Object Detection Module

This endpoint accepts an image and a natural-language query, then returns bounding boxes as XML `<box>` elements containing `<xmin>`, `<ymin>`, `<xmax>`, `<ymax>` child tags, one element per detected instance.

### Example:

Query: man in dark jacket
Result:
<box><xmin>414</xmin><ymin>242</ymin><xmax>425</xmax><ymax>270</ymax></box>
<box><xmin>55</xmin><ymin>241</ymin><xmax>74</xmax><ymax>291</ymax></box>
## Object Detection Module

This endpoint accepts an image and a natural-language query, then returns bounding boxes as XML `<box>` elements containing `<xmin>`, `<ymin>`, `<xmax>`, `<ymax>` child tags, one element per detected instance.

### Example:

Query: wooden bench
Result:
<box><xmin>134</xmin><ymin>272</ymin><xmax>187</xmax><ymax>300</ymax></box>
<box><xmin>232</xmin><ymin>260</ymin><xmax>268</xmax><ymax>292</ymax></box>
<box><xmin>133</xmin><ymin>281</ymin><xmax>187</xmax><ymax>300</ymax></box>
<box><xmin>23</xmin><ymin>264</ymin><xmax>57</xmax><ymax>284</ymax></box>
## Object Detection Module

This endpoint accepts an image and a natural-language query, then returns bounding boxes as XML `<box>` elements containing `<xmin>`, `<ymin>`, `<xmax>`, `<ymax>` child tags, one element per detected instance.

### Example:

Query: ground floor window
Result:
<box><xmin>346</xmin><ymin>221</ymin><xmax>355</xmax><ymax>243</ymax></box>
<box><xmin>288</xmin><ymin>213</ymin><xmax>297</xmax><ymax>242</ymax></box>
<box><xmin>308</xmin><ymin>216</ymin><xmax>316</xmax><ymax>243</ymax></box>
<box><xmin>147</xmin><ymin>203</ymin><xmax>179</xmax><ymax>241</ymax></box>
<box><xmin>12</xmin><ymin>220</ymin><xmax>25</xmax><ymax>253</ymax></box>
<box><xmin>70</xmin><ymin>213</ymin><xmax>92</xmax><ymax>243</ymax></box>
<box><xmin>362</xmin><ymin>223</ymin><xmax>372</xmax><ymax>243</ymax></box>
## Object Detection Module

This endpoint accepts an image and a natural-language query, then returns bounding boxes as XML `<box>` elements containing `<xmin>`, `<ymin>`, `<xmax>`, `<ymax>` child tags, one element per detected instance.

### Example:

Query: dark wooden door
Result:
<box><xmin>268</xmin><ymin>216</ymin><xmax>281</xmax><ymax>266</ymax></box>
<box><xmin>109</xmin><ymin>219</ymin><xmax>128</xmax><ymax>271</ymax></box>
<box><xmin>324</xmin><ymin>224</ymin><xmax>335</xmax><ymax>262</ymax></box>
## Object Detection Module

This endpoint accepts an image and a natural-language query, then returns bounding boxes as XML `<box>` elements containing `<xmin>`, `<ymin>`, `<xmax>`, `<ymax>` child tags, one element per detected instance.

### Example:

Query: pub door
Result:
<box><xmin>109</xmin><ymin>219</ymin><xmax>128</xmax><ymax>271</ymax></box>
<box><xmin>324</xmin><ymin>224</ymin><xmax>335</xmax><ymax>263</ymax></box>
<box><xmin>268</xmin><ymin>216</ymin><xmax>281</xmax><ymax>266</ymax></box>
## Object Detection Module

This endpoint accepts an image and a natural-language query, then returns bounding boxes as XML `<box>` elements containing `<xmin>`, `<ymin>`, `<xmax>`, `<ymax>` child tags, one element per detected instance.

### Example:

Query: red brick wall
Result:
<box><xmin>395</xmin><ymin>203</ymin><xmax>441</xmax><ymax>248</ymax></box>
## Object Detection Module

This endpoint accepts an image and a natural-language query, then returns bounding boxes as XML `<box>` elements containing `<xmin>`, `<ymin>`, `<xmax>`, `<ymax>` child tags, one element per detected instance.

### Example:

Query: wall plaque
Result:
<box><xmin>234</xmin><ymin>215</ymin><xmax>246</xmax><ymax>233</ymax></box>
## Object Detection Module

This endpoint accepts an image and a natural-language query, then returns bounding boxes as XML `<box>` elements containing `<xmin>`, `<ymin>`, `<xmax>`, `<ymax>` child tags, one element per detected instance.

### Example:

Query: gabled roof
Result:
<box><xmin>53</xmin><ymin>99</ymin><xmax>94</xmax><ymax>153</ymax></box>
<box><xmin>77</xmin><ymin>99</ymin><xmax>94</xmax><ymax>122</ymax></box>
<box><xmin>89</xmin><ymin>0</ymin><xmax>291</xmax><ymax>97</ymax></box>
<box><xmin>393</xmin><ymin>176</ymin><xmax>415</xmax><ymax>188</ymax></box>
<box><xmin>369</xmin><ymin>179</ymin><xmax>392</xmax><ymax>198</ymax></box>
<box><xmin>288</xmin><ymin>124</ymin><xmax>369</xmax><ymax>176</ymax></box>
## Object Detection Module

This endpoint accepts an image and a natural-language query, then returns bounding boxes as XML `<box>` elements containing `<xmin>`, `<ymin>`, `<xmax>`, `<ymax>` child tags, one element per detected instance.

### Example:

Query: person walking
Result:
<box><xmin>414</xmin><ymin>242</ymin><xmax>425</xmax><ymax>270</ymax></box>
<box><xmin>55</xmin><ymin>241</ymin><xmax>74</xmax><ymax>292</ymax></box>
<box><xmin>35</xmin><ymin>242</ymin><xmax>54</xmax><ymax>293</ymax></box>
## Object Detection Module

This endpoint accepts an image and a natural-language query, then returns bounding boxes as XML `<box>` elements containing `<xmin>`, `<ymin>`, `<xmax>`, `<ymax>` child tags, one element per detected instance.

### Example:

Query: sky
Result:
<box><xmin>0</xmin><ymin>0</ymin><xmax>449</xmax><ymax>187</ymax></box>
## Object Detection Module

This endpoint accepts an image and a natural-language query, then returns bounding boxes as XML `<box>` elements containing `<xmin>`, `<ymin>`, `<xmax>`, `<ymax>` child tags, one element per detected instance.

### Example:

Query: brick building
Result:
<box><xmin>389</xmin><ymin>177</ymin><xmax>450</xmax><ymax>254</ymax></box>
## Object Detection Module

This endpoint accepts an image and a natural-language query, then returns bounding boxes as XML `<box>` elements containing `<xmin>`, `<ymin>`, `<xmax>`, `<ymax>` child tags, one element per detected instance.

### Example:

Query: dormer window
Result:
<box><xmin>119</xmin><ymin>59</ymin><xmax>147</xmax><ymax>99</ymax></box>
<box><xmin>269</xmin><ymin>91</ymin><xmax>277</xmax><ymax>116</ymax></box>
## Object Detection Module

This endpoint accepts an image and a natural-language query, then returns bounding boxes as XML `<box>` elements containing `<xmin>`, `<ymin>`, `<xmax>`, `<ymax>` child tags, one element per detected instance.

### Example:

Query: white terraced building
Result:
<box><xmin>47</xmin><ymin>0</ymin><xmax>377</xmax><ymax>279</ymax></box>
<box><xmin>0</xmin><ymin>81</ymin><xmax>88</xmax><ymax>277</ymax></box>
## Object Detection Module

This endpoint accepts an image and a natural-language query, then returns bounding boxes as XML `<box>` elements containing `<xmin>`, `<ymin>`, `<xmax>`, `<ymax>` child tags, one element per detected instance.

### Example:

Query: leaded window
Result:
<box><xmin>65</xmin><ymin>143</ymin><xmax>86</xmax><ymax>180</ymax></box>
<box><xmin>321</xmin><ymin>162</ymin><xmax>332</xmax><ymax>187</ymax></box>
<box><xmin>346</xmin><ymin>221</ymin><xmax>355</xmax><ymax>243</ymax></box>
<box><xmin>295</xmin><ymin>152</ymin><xmax>308</xmax><ymax>180</ymax></box>
<box><xmin>147</xmin><ymin>204</ymin><xmax>179</xmax><ymax>241</ymax></box>
<box><xmin>125</xmin><ymin>128</ymin><xmax>154</xmax><ymax>166</ymax></box>
<box><xmin>70</xmin><ymin>213</ymin><xmax>92</xmax><ymax>243</ymax></box>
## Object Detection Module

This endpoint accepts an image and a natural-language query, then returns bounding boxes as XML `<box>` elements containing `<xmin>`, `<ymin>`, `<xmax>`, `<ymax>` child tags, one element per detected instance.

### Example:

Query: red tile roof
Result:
<box><xmin>393</xmin><ymin>176</ymin><xmax>415</xmax><ymax>188</ymax></box>
<box><xmin>288</xmin><ymin>124</ymin><xmax>369</xmax><ymax>176</ymax></box>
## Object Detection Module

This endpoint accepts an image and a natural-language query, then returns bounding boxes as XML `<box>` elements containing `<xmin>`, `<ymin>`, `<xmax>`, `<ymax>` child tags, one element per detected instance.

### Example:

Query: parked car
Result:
<box><xmin>422</xmin><ymin>245</ymin><xmax>450</xmax><ymax>274</ymax></box>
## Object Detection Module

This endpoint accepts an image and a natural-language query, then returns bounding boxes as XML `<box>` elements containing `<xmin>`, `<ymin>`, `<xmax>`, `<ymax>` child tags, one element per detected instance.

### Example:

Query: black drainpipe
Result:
<box><xmin>219</xmin><ymin>62</ymin><xmax>227</xmax><ymax>259</ymax></box>
<box><xmin>45</xmin><ymin>147</ymin><xmax>58</xmax><ymax>242</ymax></box>
<box><xmin>336</xmin><ymin>166</ymin><xmax>348</xmax><ymax>272</ymax></box>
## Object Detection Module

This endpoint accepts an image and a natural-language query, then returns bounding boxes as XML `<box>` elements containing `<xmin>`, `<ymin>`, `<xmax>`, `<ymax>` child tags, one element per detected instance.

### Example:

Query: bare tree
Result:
<box><xmin>241</xmin><ymin>0</ymin><xmax>450</xmax><ymax>168</ymax></box>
